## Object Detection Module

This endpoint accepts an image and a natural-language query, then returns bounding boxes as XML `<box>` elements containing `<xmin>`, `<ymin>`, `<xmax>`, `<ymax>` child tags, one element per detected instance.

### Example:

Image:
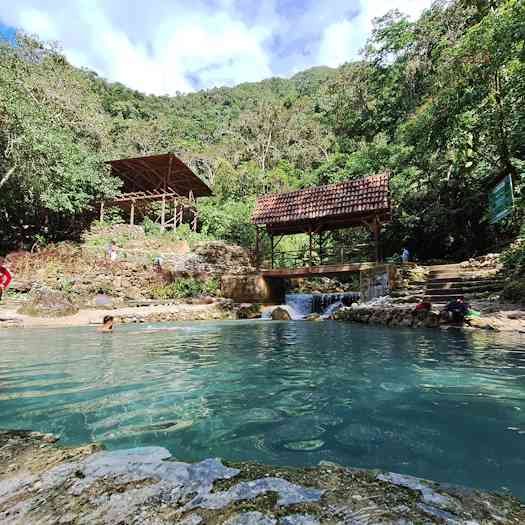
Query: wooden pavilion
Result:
<box><xmin>102</xmin><ymin>153</ymin><xmax>212</xmax><ymax>231</ymax></box>
<box><xmin>252</xmin><ymin>173</ymin><xmax>391</xmax><ymax>267</ymax></box>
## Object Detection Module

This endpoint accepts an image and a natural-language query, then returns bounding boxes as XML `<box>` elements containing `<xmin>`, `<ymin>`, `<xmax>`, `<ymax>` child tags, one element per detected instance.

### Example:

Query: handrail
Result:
<box><xmin>267</xmin><ymin>246</ymin><xmax>372</xmax><ymax>269</ymax></box>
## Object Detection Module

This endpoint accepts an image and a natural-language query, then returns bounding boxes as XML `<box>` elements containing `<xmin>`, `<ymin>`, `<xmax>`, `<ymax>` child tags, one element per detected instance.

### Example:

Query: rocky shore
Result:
<box><xmin>333</xmin><ymin>304</ymin><xmax>525</xmax><ymax>333</ymax></box>
<box><xmin>0</xmin><ymin>301</ymin><xmax>234</xmax><ymax>328</ymax></box>
<box><xmin>1</xmin><ymin>430</ymin><xmax>523</xmax><ymax>524</ymax></box>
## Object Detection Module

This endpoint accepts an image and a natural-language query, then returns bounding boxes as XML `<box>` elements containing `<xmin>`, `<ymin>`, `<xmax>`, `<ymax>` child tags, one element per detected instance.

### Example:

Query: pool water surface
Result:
<box><xmin>1</xmin><ymin>321</ymin><xmax>524</xmax><ymax>499</ymax></box>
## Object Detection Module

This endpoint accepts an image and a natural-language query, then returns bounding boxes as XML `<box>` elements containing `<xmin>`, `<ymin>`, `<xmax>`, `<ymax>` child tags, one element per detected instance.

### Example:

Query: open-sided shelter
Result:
<box><xmin>252</xmin><ymin>173</ymin><xmax>390</xmax><ymax>266</ymax></box>
<box><xmin>101</xmin><ymin>153</ymin><xmax>212</xmax><ymax>230</ymax></box>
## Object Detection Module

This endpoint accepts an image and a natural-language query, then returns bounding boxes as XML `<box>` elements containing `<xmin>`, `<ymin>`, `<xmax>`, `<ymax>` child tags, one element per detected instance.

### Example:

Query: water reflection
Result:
<box><xmin>1</xmin><ymin>321</ymin><xmax>525</xmax><ymax>499</ymax></box>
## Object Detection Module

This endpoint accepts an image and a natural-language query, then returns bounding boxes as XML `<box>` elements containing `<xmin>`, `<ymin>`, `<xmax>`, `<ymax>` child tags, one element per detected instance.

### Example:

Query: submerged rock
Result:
<box><xmin>280</xmin><ymin>515</ymin><xmax>320</xmax><ymax>525</ymax></box>
<box><xmin>0</xmin><ymin>430</ymin><xmax>523</xmax><ymax>524</ymax></box>
<box><xmin>304</xmin><ymin>313</ymin><xmax>322</xmax><ymax>321</ymax></box>
<box><xmin>225</xmin><ymin>511</ymin><xmax>276</xmax><ymax>525</ymax></box>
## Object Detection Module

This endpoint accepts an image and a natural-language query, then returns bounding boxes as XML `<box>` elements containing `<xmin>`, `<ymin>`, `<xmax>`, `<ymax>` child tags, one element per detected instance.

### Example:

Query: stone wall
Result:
<box><xmin>334</xmin><ymin>305</ymin><xmax>441</xmax><ymax>328</ymax></box>
<box><xmin>359</xmin><ymin>264</ymin><xmax>399</xmax><ymax>302</ymax></box>
<box><xmin>220</xmin><ymin>274</ymin><xmax>286</xmax><ymax>303</ymax></box>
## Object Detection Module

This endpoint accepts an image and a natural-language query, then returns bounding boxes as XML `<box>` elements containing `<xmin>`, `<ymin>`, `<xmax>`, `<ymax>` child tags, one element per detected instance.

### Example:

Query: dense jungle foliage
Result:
<box><xmin>0</xmin><ymin>0</ymin><xmax>524</xmax><ymax>262</ymax></box>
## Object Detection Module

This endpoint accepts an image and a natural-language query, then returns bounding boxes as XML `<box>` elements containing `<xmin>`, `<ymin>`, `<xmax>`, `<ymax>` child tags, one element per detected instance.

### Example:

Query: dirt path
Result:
<box><xmin>0</xmin><ymin>302</ymin><xmax>231</xmax><ymax>328</ymax></box>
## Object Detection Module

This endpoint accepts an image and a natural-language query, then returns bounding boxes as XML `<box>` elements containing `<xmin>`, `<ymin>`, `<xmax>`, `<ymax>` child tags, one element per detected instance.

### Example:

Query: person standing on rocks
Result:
<box><xmin>0</xmin><ymin>257</ymin><xmax>12</xmax><ymax>302</ymax></box>
<box><xmin>401</xmin><ymin>247</ymin><xmax>410</xmax><ymax>263</ymax></box>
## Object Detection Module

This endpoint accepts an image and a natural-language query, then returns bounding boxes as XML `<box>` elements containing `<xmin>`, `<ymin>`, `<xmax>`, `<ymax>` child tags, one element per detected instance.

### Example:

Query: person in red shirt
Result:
<box><xmin>0</xmin><ymin>258</ymin><xmax>12</xmax><ymax>302</ymax></box>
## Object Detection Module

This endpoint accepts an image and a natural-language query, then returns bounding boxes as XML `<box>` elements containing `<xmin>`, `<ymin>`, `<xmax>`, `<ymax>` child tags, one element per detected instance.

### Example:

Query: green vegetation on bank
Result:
<box><xmin>1</xmin><ymin>0</ymin><xmax>524</xmax><ymax>265</ymax></box>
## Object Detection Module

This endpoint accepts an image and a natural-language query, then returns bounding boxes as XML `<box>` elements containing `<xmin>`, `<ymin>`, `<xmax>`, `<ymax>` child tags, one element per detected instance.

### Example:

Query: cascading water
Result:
<box><xmin>285</xmin><ymin>293</ymin><xmax>314</xmax><ymax>318</ymax></box>
<box><xmin>264</xmin><ymin>292</ymin><xmax>360</xmax><ymax>319</ymax></box>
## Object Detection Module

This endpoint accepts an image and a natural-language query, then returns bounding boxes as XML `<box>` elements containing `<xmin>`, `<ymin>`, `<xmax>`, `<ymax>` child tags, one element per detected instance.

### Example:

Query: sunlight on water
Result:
<box><xmin>1</xmin><ymin>321</ymin><xmax>525</xmax><ymax>498</ymax></box>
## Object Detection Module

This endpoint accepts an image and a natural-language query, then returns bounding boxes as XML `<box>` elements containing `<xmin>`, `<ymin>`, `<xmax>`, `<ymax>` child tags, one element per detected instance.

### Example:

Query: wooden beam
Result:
<box><xmin>191</xmin><ymin>208</ymin><xmax>198</xmax><ymax>232</ymax></box>
<box><xmin>318</xmin><ymin>231</ymin><xmax>324</xmax><ymax>265</ymax></box>
<box><xmin>160</xmin><ymin>195</ymin><xmax>166</xmax><ymax>231</ymax></box>
<box><xmin>135</xmin><ymin>159</ymin><xmax>165</xmax><ymax>187</ymax></box>
<box><xmin>111</xmin><ymin>190</ymin><xmax>182</xmax><ymax>203</ymax></box>
<box><xmin>255</xmin><ymin>226</ymin><xmax>260</xmax><ymax>269</ymax></box>
<box><xmin>308</xmin><ymin>228</ymin><xmax>313</xmax><ymax>267</ymax></box>
<box><xmin>118</xmin><ymin>160</ymin><xmax>155</xmax><ymax>192</ymax></box>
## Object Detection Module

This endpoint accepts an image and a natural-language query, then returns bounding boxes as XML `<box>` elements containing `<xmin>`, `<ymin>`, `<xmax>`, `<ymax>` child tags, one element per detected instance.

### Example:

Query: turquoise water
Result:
<box><xmin>1</xmin><ymin>321</ymin><xmax>525</xmax><ymax>499</ymax></box>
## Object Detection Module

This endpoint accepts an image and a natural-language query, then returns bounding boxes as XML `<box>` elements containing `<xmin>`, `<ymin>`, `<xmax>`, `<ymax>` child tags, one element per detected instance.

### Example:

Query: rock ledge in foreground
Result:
<box><xmin>0</xmin><ymin>430</ymin><xmax>523</xmax><ymax>524</ymax></box>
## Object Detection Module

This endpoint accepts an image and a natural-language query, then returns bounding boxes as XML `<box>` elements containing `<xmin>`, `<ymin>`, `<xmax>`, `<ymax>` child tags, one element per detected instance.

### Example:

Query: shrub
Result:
<box><xmin>151</xmin><ymin>277</ymin><xmax>220</xmax><ymax>300</ymax></box>
<box><xmin>501</xmin><ymin>238</ymin><xmax>525</xmax><ymax>275</ymax></box>
<box><xmin>501</xmin><ymin>278</ymin><xmax>525</xmax><ymax>304</ymax></box>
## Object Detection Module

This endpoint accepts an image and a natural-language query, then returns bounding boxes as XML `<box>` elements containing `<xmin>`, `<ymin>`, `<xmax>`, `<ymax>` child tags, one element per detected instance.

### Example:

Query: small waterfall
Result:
<box><xmin>265</xmin><ymin>292</ymin><xmax>360</xmax><ymax>319</ymax></box>
<box><xmin>285</xmin><ymin>294</ymin><xmax>313</xmax><ymax>318</ymax></box>
<box><xmin>311</xmin><ymin>293</ymin><xmax>359</xmax><ymax>314</ymax></box>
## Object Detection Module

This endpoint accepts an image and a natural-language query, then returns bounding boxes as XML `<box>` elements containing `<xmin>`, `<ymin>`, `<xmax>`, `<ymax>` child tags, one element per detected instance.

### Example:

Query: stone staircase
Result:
<box><xmin>390</xmin><ymin>262</ymin><xmax>504</xmax><ymax>305</ymax></box>
<box><xmin>422</xmin><ymin>263</ymin><xmax>503</xmax><ymax>306</ymax></box>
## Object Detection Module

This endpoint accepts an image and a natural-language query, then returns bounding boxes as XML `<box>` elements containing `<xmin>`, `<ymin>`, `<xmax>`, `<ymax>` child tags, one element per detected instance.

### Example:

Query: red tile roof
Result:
<box><xmin>252</xmin><ymin>173</ymin><xmax>390</xmax><ymax>233</ymax></box>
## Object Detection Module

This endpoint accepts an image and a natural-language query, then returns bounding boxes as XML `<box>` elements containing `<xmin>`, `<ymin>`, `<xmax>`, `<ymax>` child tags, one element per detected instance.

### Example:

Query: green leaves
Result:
<box><xmin>1</xmin><ymin>1</ymin><xmax>524</xmax><ymax>260</ymax></box>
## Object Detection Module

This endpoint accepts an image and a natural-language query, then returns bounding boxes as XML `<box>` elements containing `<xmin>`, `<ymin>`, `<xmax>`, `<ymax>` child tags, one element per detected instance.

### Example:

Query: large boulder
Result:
<box><xmin>271</xmin><ymin>306</ymin><xmax>292</xmax><ymax>321</ymax></box>
<box><xmin>173</xmin><ymin>241</ymin><xmax>255</xmax><ymax>275</ymax></box>
<box><xmin>18</xmin><ymin>285</ymin><xmax>78</xmax><ymax>317</ymax></box>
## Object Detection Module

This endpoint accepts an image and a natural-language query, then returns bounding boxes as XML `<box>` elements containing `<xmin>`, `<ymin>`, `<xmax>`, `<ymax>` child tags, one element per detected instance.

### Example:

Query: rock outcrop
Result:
<box><xmin>334</xmin><ymin>305</ymin><xmax>441</xmax><ymax>328</ymax></box>
<box><xmin>1</xmin><ymin>430</ymin><xmax>523</xmax><ymax>524</ymax></box>
<box><xmin>236</xmin><ymin>303</ymin><xmax>262</xmax><ymax>319</ymax></box>
<box><xmin>17</xmin><ymin>285</ymin><xmax>79</xmax><ymax>317</ymax></box>
<box><xmin>173</xmin><ymin>241</ymin><xmax>255</xmax><ymax>275</ymax></box>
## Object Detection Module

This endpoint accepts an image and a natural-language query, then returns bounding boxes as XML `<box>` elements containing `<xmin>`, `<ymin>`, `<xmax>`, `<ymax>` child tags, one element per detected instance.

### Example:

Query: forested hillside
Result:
<box><xmin>1</xmin><ymin>0</ymin><xmax>523</xmax><ymax>261</ymax></box>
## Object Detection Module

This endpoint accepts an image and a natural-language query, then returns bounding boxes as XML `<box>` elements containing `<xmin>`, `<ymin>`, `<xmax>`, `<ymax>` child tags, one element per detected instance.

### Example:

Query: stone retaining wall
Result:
<box><xmin>334</xmin><ymin>306</ymin><xmax>441</xmax><ymax>328</ymax></box>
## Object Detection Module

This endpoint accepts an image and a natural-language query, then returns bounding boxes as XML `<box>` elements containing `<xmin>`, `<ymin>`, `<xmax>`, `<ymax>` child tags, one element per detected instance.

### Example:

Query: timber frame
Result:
<box><xmin>252</xmin><ymin>174</ymin><xmax>391</xmax><ymax>268</ymax></box>
<box><xmin>101</xmin><ymin>153</ymin><xmax>212</xmax><ymax>231</ymax></box>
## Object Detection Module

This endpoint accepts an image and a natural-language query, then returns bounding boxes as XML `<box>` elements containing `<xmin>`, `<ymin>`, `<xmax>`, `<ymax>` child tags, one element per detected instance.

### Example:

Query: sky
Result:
<box><xmin>0</xmin><ymin>0</ymin><xmax>432</xmax><ymax>95</ymax></box>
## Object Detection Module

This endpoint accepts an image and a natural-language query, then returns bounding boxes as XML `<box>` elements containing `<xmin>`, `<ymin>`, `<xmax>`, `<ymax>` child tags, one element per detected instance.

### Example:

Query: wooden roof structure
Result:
<box><xmin>106</xmin><ymin>153</ymin><xmax>212</xmax><ymax>202</ymax></box>
<box><xmin>252</xmin><ymin>173</ymin><xmax>390</xmax><ymax>235</ymax></box>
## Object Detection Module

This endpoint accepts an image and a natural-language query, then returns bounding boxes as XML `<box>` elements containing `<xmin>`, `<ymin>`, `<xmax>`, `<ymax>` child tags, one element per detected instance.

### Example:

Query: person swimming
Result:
<box><xmin>97</xmin><ymin>315</ymin><xmax>114</xmax><ymax>332</ymax></box>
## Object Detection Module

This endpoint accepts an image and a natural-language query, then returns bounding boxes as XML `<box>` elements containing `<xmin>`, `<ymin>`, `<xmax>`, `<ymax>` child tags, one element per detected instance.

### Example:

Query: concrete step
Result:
<box><xmin>425</xmin><ymin>284</ymin><xmax>503</xmax><ymax>294</ymax></box>
<box><xmin>424</xmin><ymin>291</ymin><xmax>500</xmax><ymax>302</ymax></box>
<box><xmin>424</xmin><ymin>264</ymin><xmax>464</xmax><ymax>271</ymax></box>
<box><xmin>426</xmin><ymin>279</ymin><xmax>504</xmax><ymax>289</ymax></box>
<box><xmin>426</xmin><ymin>274</ymin><xmax>501</xmax><ymax>283</ymax></box>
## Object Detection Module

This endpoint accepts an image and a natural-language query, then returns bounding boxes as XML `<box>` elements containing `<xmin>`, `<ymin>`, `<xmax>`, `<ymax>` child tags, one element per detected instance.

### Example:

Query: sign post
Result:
<box><xmin>489</xmin><ymin>175</ymin><xmax>514</xmax><ymax>224</ymax></box>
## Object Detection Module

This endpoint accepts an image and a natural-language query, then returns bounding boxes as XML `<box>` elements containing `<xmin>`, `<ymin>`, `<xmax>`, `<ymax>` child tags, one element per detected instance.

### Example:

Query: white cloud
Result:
<box><xmin>317</xmin><ymin>0</ymin><xmax>433</xmax><ymax>68</ymax></box>
<box><xmin>0</xmin><ymin>0</ymin><xmax>434</xmax><ymax>95</ymax></box>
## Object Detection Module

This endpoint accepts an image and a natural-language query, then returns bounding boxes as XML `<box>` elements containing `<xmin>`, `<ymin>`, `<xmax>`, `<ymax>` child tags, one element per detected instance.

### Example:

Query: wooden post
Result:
<box><xmin>270</xmin><ymin>234</ymin><xmax>274</xmax><ymax>269</ymax></box>
<box><xmin>374</xmin><ymin>218</ymin><xmax>380</xmax><ymax>263</ymax></box>
<box><xmin>160</xmin><ymin>195</ymin><xmax>166</xmax><ymax>231</ymax></box>
<box><xmin>255</xmin><ymin>227</ymin><xmax>260</xmax><ymax>269</ymax></box>
<box><xmin>99</xmin><ymin>201</ymin><xmax>105</xmax><ymax>222</ymax></box>
<box><xmin>308</xmin><ymin>228</ymin><xmax>313</xmax><ymax>267</ymax></box>
<box><xmin>129</xmin><ymin>200</ymin><xmax>135</xmax><ymax>226</ymax></box>
<box><xmin>319</xmin><ymin>231</ymin><xmax>323</xmax><ymax>265</ymax></box>
<box><xmin>192</xmin><ymin>209</ymin><xmax>198</xmax><ymax>231</ymax></box>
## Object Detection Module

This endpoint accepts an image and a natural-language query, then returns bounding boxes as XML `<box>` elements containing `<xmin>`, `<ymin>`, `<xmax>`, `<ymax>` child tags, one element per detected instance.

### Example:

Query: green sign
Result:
<box><xmin>489</xmin><ymin>175</ymin><xmax>514</xmax><ymax>224</ymax></box>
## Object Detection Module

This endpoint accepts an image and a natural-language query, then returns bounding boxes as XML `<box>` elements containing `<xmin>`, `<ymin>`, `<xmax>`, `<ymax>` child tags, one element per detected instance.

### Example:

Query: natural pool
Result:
<box><xmin>1</xmin><ymin>321</ymin><xmax>525</xmax><ymax>499</ymax></box>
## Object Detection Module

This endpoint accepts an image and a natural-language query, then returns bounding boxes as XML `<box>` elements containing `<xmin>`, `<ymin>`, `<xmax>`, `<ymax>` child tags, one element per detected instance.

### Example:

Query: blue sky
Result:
<box><xmin>0</xmin><ymin>0</ymin><xmax>432</xmax><ymax>95</ymax></box>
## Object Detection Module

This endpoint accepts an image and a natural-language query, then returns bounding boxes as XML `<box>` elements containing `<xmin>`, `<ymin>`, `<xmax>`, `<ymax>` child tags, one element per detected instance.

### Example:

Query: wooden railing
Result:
<box><xmin>266</xmin><ymin>246</ymin><xmax>371</xmax><ymax>269</ymax></box>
